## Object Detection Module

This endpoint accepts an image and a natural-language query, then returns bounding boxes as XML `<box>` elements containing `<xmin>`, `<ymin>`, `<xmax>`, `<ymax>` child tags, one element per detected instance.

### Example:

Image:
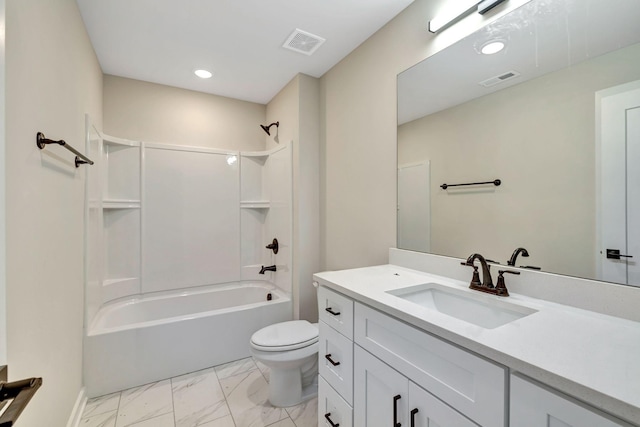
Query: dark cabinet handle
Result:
<box><xmin>410</xmin><ymin>408</ymin><xmax>419</xmax><ymax>427</ymax></box>
<box><xmin>393</xmin><ymin>394</ymin><xmax>401</xmax><ymax>427</ymax></box>
<box><xmin>325</xmin><ymin>354</ymin><xmax>341</xmax><ymax>366</ymax></box>
<box><xmin>324</xmin><ymin>412</ymin><xmax>340</xmax><ymax>427</ymax></box>
<box><xmin>325</xmin><ymin>307</ymin><xmax>341</xmax><ymax>316</ymax></box>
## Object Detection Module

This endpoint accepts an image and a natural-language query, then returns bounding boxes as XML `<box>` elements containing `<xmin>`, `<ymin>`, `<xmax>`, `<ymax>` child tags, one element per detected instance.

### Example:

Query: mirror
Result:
<box><xmin>397</xmin><ymin>0</ymin><xmax>640</xmax><ymax>287</ymax></box>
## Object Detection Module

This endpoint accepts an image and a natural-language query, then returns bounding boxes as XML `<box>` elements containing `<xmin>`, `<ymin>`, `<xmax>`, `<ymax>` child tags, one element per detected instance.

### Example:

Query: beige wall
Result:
<box><xmin>104</xmin><ymin>75</ymin><xmax>266</xmax><ymax>151</ymax></box>
<box><xmin>267</xmin><ymin>74</ymin><xmax>321</xmax><ymax>321</ymax></box>
<box><xmin>320</xmin><ymin>0</ymin><xmax>536</xmax><ymax>271</ymax></box>
<box><xmin>5</xmin><ymin>0</ymin><xmax>103</xmax><ymax>425</ymax></box>
<box><xmin>398</xmin><ymin>43</ymin><xmax>640</xmax><ymax>278</ymax></box>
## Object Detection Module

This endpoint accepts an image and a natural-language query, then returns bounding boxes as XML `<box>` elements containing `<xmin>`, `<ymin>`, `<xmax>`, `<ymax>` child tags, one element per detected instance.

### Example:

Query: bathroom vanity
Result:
<box><xmin>314</xmin><ymin>251</ymin><xmax>640</xmax><ymax>427</ymax></box>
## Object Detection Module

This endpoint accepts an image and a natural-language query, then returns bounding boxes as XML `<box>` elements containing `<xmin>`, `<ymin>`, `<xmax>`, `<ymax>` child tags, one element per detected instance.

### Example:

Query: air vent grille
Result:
<box><xmin>283</xmin><ymin>29</ymin><xmax>326</xmax><ymax>56</ymax></box>
<box><xmin>479</xmin><ymin>70</ymin><xmax>521</xmax><ymax>87</ymax></box>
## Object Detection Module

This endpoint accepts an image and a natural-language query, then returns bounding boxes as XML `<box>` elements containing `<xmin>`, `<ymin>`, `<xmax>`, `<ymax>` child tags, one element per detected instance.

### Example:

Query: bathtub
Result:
<box><xmin>84</xmin><ymin>282</ymin><xmax>291</xmax><ymax>397</ymax></box>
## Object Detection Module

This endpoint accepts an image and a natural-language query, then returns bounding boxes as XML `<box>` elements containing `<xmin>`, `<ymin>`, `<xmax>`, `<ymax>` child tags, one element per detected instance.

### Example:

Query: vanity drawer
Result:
<box><xmin>319</xmin><ymin>376</ymin><xmax>353</xmax><ymax>427</ymax></box>
<box><xmin>354</xmin><ymin>302</ymin><xmax>506</xmax><ymax>427</ymax></box>
<box><xmin>318</xmin><ymin>286</ymin><xmax>354</xmax><ymax>339</ymax></box>
<box><xmin>319</xmin><ymin>320</ymin><xmax>354</xmax><ymax>404</ymax></box>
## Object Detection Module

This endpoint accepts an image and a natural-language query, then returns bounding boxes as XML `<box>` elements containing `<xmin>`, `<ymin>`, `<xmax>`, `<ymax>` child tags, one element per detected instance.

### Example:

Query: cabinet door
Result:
<box><xmin>408</xmin><ymin>382</ymin><xmax>478</xmax><ymax>427</ymax></box>
<box><xmin>354</xmin><ymin>345</ymin><xmax>408</xmax><ymax>427</ymax></box>
<box><xmin>511</xmin><ymin>375</ymin><xmax>629</xmax><ymax>427</ymax></box>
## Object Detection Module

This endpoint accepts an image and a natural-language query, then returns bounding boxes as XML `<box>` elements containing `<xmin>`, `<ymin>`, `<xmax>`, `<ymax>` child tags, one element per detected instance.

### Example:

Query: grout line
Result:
<box><xmin>169</xmin><ymin>377</ymin><xmax>177</xmax><ymax>427</ymax></box>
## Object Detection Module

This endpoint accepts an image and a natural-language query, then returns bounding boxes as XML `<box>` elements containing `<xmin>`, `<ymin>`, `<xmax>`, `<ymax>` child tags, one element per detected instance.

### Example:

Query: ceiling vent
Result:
<box><xmin>283</xmin><ymin>29</ymin><xmax>326</xmax><ymax>56</ymax></box>
<box><xmin>479</xmin><ymin>70</ymin><xmax>521</xmax><ymax>88</ymax></box>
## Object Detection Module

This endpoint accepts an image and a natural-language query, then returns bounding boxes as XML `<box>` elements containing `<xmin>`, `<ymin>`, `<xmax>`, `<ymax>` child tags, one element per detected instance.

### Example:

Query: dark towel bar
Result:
<box><xmin>36</xmin><ymin>132</ymin><xmax>94</xmax><ymax>168</ymax></box>
<box><xmin>0</xmin><ymin>377</ymin><xmax>42</xmax><ymax>426</ymax></box>
<box><xmin>441</xmin><ymin>179</ymin><xmax>501</xmax><ymax>190</ymax></box>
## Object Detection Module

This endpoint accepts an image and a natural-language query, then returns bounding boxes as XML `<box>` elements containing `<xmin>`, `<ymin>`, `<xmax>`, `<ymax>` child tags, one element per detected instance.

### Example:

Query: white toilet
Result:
<box><xmin>250</xmin><ymin>320</ymin><xmax>319</xmax><ymax>407</ymax></box>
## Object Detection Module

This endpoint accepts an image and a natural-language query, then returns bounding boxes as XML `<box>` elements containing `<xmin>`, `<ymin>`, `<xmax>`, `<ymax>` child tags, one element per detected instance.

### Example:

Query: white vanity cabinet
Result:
<box><xmin>510</xmin><ymin>375</ymin><xmax>631</xmax><ymax>427</ymax></box>
<box><xmin>354</xmin><ymin>345</ymin><xmax>478</xmax><ymax>427</ymax></box>
<box><xmin>317</xmin><ymin>286</ymin><xmax>355</xmax><ymax>427</ymax></box>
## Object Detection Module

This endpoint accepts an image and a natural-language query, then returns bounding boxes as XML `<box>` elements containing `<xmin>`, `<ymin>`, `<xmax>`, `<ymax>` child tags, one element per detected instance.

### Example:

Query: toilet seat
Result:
<box><xmin>250</xmin><ymin>320</ymin><xmax>319</xmax><ymax>352</ymax></box>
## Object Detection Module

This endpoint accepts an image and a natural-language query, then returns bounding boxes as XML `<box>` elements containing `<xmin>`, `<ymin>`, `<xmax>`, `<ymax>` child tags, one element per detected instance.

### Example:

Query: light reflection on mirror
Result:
<box><xmin>397</xmin><ymin>0</ymin><xmax>640</xmax><ymax>287</ymax></box>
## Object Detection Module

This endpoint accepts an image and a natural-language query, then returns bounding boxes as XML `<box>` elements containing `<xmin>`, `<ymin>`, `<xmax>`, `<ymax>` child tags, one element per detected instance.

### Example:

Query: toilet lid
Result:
<box><xmin>251</xmin><ymin>320</ymin><xmax>319</xmax><ymax>352</ymax></box>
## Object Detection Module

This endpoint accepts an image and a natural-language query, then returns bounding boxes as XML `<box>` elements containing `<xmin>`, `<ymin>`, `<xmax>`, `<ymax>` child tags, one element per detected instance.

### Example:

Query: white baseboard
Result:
<box><xmin>66</xmin><ymin>387</ymin><xmax>87</xmax><ymax>427</ymax></box>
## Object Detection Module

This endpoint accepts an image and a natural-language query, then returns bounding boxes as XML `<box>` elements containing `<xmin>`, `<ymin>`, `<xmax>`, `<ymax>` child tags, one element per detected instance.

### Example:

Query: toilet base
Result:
<box><xmin>268</xmin><ymin>369</ymin><xmax>318</xmax><ymax>407</ymax></box>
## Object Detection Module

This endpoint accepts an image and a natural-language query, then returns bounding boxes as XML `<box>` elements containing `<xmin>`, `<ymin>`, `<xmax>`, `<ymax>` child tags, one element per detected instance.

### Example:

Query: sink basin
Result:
<box><xmin>387</xmin><ymin>283</ymin><xmax>537</xmax><ymax>329</ymax></box>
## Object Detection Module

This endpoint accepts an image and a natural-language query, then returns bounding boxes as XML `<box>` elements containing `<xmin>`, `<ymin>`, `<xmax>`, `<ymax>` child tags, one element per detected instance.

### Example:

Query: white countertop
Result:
<box><xmin>313</xmin><ymin>264</ymin><xmax>640</xmax><ymax>426</ymax></box>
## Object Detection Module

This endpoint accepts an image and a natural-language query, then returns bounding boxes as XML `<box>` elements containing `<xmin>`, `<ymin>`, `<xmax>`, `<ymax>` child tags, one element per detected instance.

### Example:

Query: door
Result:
<box><xmin>408</xmin><ymin>382</ymin><xmax>478</xmax><ymax>427</ymax></box>
<box><xmin>511</xmin><ymin>375</ymin><xmax>626</xmax><ymax>427</ymax></box>
<box><xmin>598</xmin><ymin>81</ymin><xmax>640</xmax><ymax>286</ymax></box>
<box><xmin>354</xmin><ymin>346</ymin><xmax>408</xmax><ymax>427</ymax></box>
<box><xmin>398</xmin><ymin>162</ymin><xmax>430</xmax><ymax>252</ymax></box>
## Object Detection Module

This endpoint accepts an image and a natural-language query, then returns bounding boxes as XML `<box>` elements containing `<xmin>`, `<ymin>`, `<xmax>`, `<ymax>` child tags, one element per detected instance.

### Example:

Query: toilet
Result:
<box><xmin>250</xmin><ymin>320</ymin><xmax>319</xmax><ymax>407</ymax></box>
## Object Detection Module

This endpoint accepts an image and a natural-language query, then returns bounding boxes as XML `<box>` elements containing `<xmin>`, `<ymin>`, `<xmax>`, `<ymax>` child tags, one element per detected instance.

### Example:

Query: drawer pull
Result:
<box><xmin>324</xmin><ymin>412</ymin><xmax>340</xmax><ymax>427</ymax></box>
<box><xmin>325</xmin><ymin>354</ymin><xmax>341</xmax><ymax>366</ymax></box>
<box><xmin>325</xmin><ymin>307</ymin><xmax>341</xmax><ymax>316</ymax></box>
<box><xmin>410</xmin><ymin>408</ymin><xmax>419</xmax><ymax>427</ymax></box>
<box><xmin>393</xmin><ymin>394</ymin><xmax>401</xmax><ymax>427</ymax></box>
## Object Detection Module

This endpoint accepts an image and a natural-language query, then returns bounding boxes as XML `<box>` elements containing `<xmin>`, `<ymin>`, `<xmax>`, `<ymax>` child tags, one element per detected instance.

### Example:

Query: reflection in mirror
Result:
<box><xmin>397</xmin><ymin>0</ymin><xmax>640</xmax><ymax>287</ymax></box>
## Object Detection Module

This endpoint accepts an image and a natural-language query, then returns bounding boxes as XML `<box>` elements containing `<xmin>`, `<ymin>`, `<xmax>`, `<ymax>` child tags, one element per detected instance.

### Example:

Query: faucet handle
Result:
<box><xmin>495</xmin><ymin>270</ymin><xmax>520</xmax><ymax>297</ymax></box>
<box><xmin>461</xmin><ymin>262</ymin><xmax>482</xmax><ymax>287</ymax></box>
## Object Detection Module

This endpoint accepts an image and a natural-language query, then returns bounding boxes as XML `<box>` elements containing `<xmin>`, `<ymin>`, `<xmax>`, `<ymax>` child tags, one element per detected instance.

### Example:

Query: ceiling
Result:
<box><xmin>77</xmin><ymin>0</ymin><xmax>414</xmax><ymax>105</ymax></box>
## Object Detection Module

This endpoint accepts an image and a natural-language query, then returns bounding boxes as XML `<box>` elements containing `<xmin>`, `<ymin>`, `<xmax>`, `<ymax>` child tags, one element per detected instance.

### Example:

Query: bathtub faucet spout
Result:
<box><xmin>259</xmin><ymin>265</ymin><xmax>277</xmax><ymax>274</ymax></box>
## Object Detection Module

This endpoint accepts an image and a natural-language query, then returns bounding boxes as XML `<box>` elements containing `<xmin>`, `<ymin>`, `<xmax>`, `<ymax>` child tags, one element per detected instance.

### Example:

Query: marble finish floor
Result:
<box><xmin>79</xmin><ymin>357</ymin><xmax>318</xmax><ymax>427</ymax></box>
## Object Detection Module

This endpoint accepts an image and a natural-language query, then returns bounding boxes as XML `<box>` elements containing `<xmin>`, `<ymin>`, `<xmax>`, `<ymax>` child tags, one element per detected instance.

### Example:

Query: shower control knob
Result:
<box><xmin>266</xmin><ymin>238</ymin><xmax>279</xmax><ymax>254</ymax></box>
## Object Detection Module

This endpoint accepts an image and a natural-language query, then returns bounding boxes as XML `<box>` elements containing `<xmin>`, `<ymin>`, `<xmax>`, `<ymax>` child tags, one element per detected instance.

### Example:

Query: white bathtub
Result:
<box><xmin>84</xmin><ymin>282</ymin><xmax>291</xmax><ymax>397</ymax></box>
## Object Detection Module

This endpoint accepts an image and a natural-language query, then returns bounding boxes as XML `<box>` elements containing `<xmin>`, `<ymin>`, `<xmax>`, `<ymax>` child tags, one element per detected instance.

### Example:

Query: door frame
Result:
<box><xmin>595</xmin><ymin>79</ymin><xmax>640</xmax><ymax>283</ymax></box>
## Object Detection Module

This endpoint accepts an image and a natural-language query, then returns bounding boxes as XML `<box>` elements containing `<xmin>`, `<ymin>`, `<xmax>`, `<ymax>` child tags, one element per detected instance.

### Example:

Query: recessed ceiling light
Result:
<box><xmin>481</xmin><ymin>41</ymin><xmax>506</xmax><ymax>55</ymax></box>
<box><xmin>194</xmin><ymin>69</ymin><xmax>213</xmax><ymax>79</ymax></box>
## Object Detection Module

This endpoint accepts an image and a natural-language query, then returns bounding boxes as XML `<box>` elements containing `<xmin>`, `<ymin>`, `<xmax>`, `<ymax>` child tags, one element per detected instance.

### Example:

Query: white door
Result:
<box><xmin>511</xmin><ymin>375</ymin><xmax>626</xmax><ymax>427</ymax></box>
<box><xmin>598</xmin><ymin>81</ymin><xmax>640</xmax><ymax>286</ymax></box>
<box><xmin>354</xmin><ymin>345</ymin><xmax>408</xmax><ymax>427</ymax></box>
<box><xmin>408</xmin><ymin>382</ymin><xmax>478</xmax><ymax>427</ymax></box>
<box><xmin>0</xmin><ymin>0</ymin><xmax>6</xmax><ymax>366</ymax></box>
<box><xmin>398</xmin><ymin>162</ymin><xmax>430</xmax><ymax>252</ymax></box>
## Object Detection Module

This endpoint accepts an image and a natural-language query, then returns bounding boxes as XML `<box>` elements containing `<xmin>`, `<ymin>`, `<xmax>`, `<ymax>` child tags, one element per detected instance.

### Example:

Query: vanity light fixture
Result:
<box><xmin>226</xmin><ymin>155</ymin><xmax>238</xmax><ymax>166</ymax></box>
<box><xmin>428</xmin><ymin>0</ymin><xmax>478</xmax><ymax>33</ymax></box>
<box><xmin>194</xmin><ymin>69</ymin><xmax>213</xmax><ymax>79</ymax></box>
<box><xmin>429</xmin><ymin>0</ymin><xmax>509</xmax><ymax>33</ymax></box>
<box><xmin>477</xmin><ymin>0</ymin><xmax>509</xmax><ymax>15</ymax></box>
<box><xmin>481</xmin><ymin>40</ymin><xmax>506</xmax><ymax>54</ymax></box>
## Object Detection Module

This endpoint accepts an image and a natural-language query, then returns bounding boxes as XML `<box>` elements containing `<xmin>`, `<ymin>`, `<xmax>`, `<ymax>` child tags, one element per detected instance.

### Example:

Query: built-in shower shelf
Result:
<box><xmin>103</xmin><ymin>199</ymin><xmax>141</xmax><ymax>209</ymax></box>
<box><xmin>240</xmin><ymin>201</ymin><xmax>270</xmax><ymax>209</ymax></box>
<box><xmin>103</xmin><ymin>134</ymin><xmax>141</xmax><ymax>147</ymax></box>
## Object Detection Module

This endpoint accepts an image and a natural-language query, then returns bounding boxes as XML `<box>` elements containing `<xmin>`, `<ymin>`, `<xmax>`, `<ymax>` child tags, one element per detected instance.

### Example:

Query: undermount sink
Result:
<box><xmin>387</xmin><ymin>283</ymin><xmax>537</xmax><ymax>329</ymax></box>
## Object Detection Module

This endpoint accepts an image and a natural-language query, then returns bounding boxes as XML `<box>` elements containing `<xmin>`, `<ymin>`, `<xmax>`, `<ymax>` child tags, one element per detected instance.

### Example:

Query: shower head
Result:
<box><xmin>260</xmin><ymin>121</ymin><xmax>279</xmax><ymax>136</ymax></box>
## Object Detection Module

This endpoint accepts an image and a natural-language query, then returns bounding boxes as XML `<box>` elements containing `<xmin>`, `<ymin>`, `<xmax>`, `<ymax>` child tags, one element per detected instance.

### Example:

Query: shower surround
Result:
<box><xmin>83</xmin><ymin>118</ymin><xmax>293</xmax><ymax>396</ymax></box>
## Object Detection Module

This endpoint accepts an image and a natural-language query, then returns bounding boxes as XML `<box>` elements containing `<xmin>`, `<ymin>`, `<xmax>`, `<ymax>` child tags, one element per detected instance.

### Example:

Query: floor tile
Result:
<box><xmin>200</xmin><ymin>415</ymin><xmax>237</xmax><ymax>427</ymax></box>
<box><xmin>286</xmin><ymin>397</ymin><xmax>317</xmax><ymax>427</ymax></box>
<box><xmin>83</xmin><ymin>393</ymin><xmax>121</xmax><ymax>418</ymax></box>
<box><xmin>266</xmin><ymin>418</ymin><xmax>296</xmax><ymax>427</ymax></box>
<box><xmin>252</xmin><ymin>359</ymin><xmax>270</xmax><ymax>382</ymax></box>
<box><xmin>80</xmin><ymin>410</ymin><xmax>117</xmax><ymax>427</ymax></box>
<box><xmin>127</xmin><ymin>412</ymin><xmax>176</xmax><ymax>427</ymax></box>
<box><xmin>172</xmin><ymin>368</ymin><xmax>230</xmax><ymax>427</ymax></box>
<box><xmin>220</xmin><ymin>369</ymin><xmax>288</xmax><ymax>427</ymax></box>
<box><xmin>215</xmin><ymin>358</ymin><xmax>258</xmax><ymax>380</ymax></box>
<box><xmin>116</xmin><ymin>380</ymin><xmax>174</xmax><ymax>427</ymax></box>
